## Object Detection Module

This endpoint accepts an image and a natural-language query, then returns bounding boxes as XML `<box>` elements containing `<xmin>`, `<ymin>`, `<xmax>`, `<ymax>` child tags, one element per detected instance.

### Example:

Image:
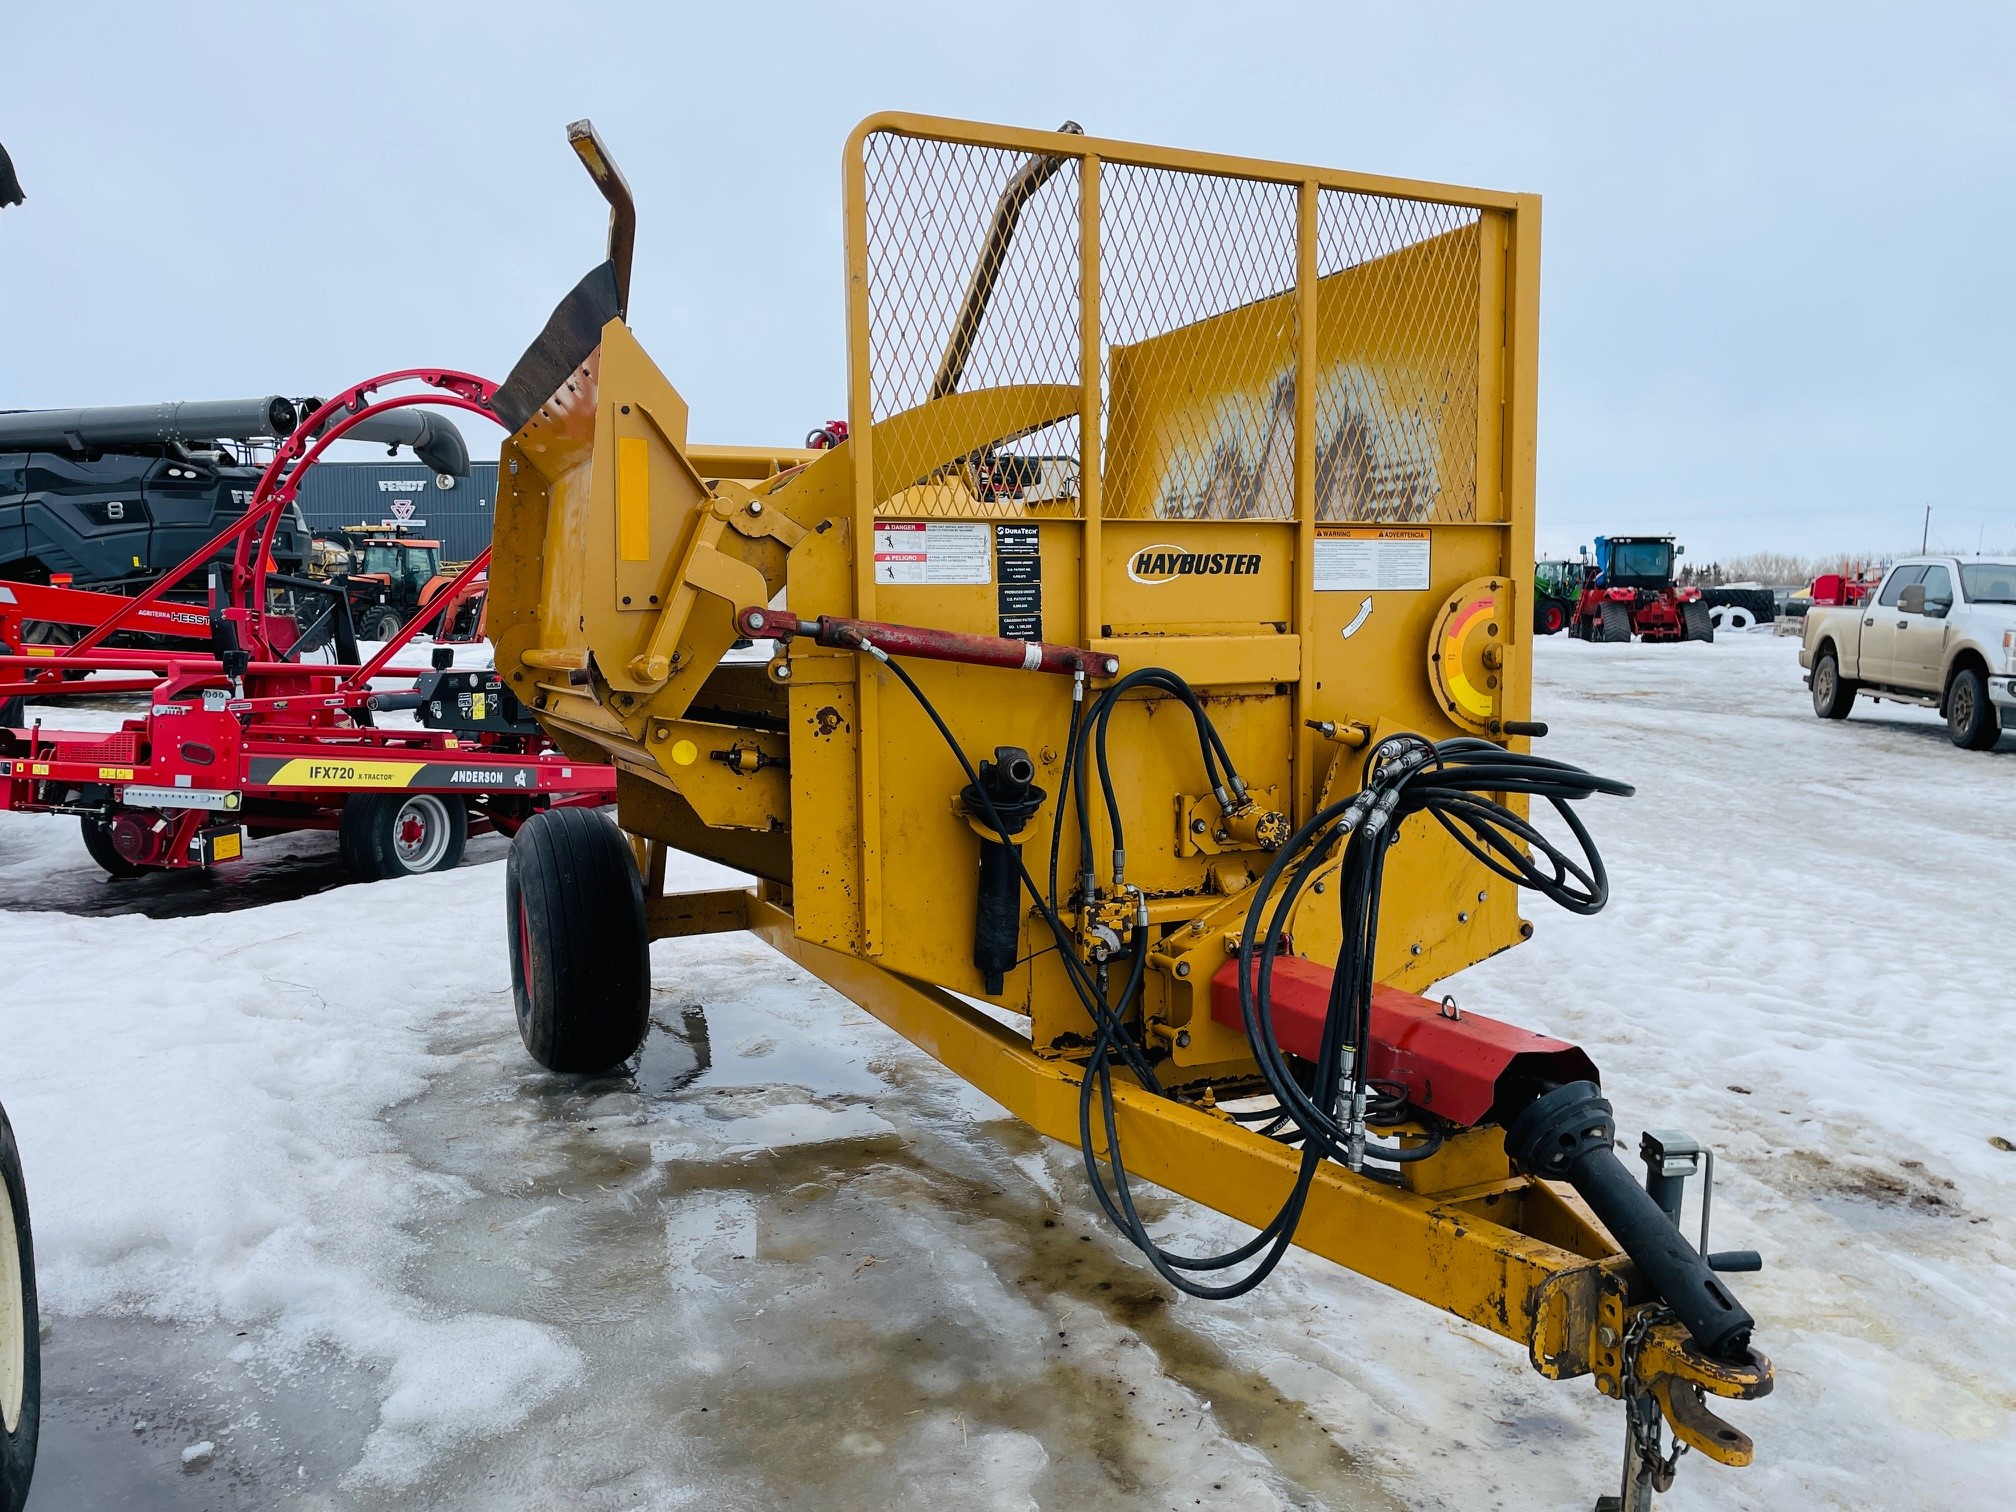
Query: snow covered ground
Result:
<box><xmin>0</xmin><ymin>630</ymin><xmax>2011</xmax><ymax>1509</ymax></box>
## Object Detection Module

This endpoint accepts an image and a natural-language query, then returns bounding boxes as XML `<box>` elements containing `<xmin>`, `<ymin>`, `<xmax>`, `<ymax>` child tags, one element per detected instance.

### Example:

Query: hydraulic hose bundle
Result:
<box><xmin>875</xmin><ymin>649</ymin><xmax>1633</xmax><ymax>1300</ymax></box>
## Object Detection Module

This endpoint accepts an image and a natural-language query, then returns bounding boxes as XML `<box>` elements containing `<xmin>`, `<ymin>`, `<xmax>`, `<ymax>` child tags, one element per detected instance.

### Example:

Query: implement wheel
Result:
<box><xmin>1600</xmin><ymin>600</ymin><xmax>1632</xmax><ymax>643</ymax></box>
<box><xmin>0</xmin><ymin>1103</ymin><xmax>39</xmax><ymax>1512</ymax></box>
<box><xmin>506</xmin><ymin>807</ymin><xmax>650</xmax><ymax>1073</ymax></box>
<box><xmin>79</xmin><ymin>816</ymin><xmax>146</xmax><ymax>879</ymax></box>
<box><xmin>339</xmin><ymin>792</ymin><xmax>468</xmax><ymax>881</ymax></box>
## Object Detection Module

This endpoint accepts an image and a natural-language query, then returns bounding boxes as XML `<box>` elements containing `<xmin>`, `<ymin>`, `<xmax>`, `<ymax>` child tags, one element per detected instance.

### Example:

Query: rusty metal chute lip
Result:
<box><xmin>492</xmin><ymin>262</ymin><xmax>622</xmax><ymax>434</ymax></box>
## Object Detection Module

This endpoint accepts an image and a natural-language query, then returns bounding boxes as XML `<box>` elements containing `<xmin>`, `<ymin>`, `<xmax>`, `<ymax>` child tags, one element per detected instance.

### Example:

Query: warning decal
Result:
<box><xmin>873</xmin><ymin>522</ymin><xmax>993</xmax><ymax>586</ymax></box>
<box><xmin>1314</xmin><ymin>527</ymin><xmax>1431</xmax><ymax>592</ymax></box>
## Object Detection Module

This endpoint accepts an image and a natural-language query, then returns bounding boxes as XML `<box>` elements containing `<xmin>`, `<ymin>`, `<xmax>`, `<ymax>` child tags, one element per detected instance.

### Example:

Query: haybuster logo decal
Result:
<box><xmin>1126</xmin><ymin>545</ymin><xmax>1264</xmax><ymax>585</ymax></box>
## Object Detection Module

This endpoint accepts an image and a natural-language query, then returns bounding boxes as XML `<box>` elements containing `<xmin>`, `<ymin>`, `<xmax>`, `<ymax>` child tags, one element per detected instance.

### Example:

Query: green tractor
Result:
<box><xmin>1533</xmin><ymin>558</ymin><xmax>1582</xmax><ymax>635</ymax></box>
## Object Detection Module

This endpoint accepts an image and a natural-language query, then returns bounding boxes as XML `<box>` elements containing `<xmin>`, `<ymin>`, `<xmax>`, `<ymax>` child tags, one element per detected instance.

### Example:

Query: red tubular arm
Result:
<box><xmin>737</xmin><ymin>607</ymin><xmax>1118</xmax><ymax>679</ymax></box>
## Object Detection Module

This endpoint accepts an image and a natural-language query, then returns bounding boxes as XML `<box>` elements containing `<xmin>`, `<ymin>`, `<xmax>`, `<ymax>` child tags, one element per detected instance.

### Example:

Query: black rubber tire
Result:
<box><xmin>1810</xmin><ymin>651</ymin><xmax>1856</xmax><ymax>719</ymax></box>
<box><xmin>1946</xmin><ymin>667</ymin><xmax>2001</xmax><ymax>750</ymax></box>
<box><xmin>1600</xmin><ymin>600</ymin><xmax>1632</xmax><ymax>643</ymax></box>
<box><xmin>78</xmin><ymin>815</ymin><xmax>145</xmax><ymax>879</ymax></box>
<box><xmin>339</xmin><ymin>792</ymin><xmax>468</xmax><ymax>881</ymax></box>
<box><xmin>1534</xmin><ymin>597</ymin><xmax>1569</xmax><ymax>636</ymax></box>
<box><xmin>0</xmin><ymin>1102</ymin><xmax>41</xmax><ymax>1512</ymax></box>
<box><xmin>356</xmin><ymin>606</ymin><xmax>404</xmax><ymax>641</ymax></box>
<box><xmin>507</xmin><ymin>808</ymin><xmax>650</xmax><ymax>1073</ymax></box>
<box><xmin>1703</xmin><ymin>586</ymin><xmax>1779</xmax><ymax>627</ymax></box>
<box><xmin>0</xmin><ymin>697</ymin><xmax>20</xmax><ymax>730</ymax></box>
<box><xmin>1682</xmin><ymin>600</ymin><xmax>1715</xmax><ymax>643</ymax></box>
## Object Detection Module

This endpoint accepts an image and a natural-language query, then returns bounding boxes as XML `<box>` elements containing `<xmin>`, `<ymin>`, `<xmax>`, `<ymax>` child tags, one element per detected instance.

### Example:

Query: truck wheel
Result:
<box><xmin>78</xmin><ymin>816</ymin><xmax>145</xmax><ymax>878</ymax></box>
<box><xmin>1810</xmin><ymin>650</ymin><xmax>1856</xmax><ymax>719</ymax></box>
<box><xmin>339</xmin><ymin>793</ymin><xmax>468</xmax><ymax>880</ymax></box>
<box><xmin>506</xmin><ymin>808</ymin><xmax>650</xmax><ymax>1073</ymax></box>
<box><xmin>357</xmin><ymin>606</ymin><xmax>403</xmax><ymax>641</ymax></box>
<box><xmin>1946</xmin><ymin>667</ymin><xmax>2001</xmax><ymax>750</ymax></box>
<box><xmin>1682</xmin><ymin>601</ymin><xmax>1715</xmax><ymax>642</ymax></box>
<box><xmin>1600</xmin><ymin>600</ymin><xmax>1632</xmax><ymax>643</ymax></box>
<box><xmin>0</xmin><ymin>1102</ymin><xmax>40</xmax><ymax>1512</ymax></box>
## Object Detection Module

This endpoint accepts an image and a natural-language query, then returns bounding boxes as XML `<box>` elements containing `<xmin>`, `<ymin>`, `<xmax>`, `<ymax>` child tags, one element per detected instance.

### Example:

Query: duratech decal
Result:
<box><xmin>1126</xmin><ymin>546</ymin><xmax>1263</xmax><ymax>585</ymax></box>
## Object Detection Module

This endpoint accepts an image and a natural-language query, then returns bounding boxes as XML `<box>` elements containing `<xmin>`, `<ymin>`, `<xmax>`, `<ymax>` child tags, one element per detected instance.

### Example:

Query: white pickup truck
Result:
<box><xmin>1800</xmin><ymin>556</ymin><xmax>2016</xmax><ymax>748</ymax></box>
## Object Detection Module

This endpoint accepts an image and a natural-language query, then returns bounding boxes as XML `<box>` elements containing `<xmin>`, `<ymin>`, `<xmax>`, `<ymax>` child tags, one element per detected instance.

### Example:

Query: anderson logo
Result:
<box><xmin>1126</xmin><ymin>546</ymin><xmax>1263</xmax><ymax>586</ymax></box>
<box><xmin>448</xmin><ymin>768</ymin><xmax>508</xmax><ymax>784</ymax></box>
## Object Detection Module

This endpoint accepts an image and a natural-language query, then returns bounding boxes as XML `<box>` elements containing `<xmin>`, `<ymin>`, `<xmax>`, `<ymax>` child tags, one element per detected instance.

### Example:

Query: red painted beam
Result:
<box><xmin>739</xmin><ymin>606</ymin><xmax>1118</xmax><ymax>679</ymax></box>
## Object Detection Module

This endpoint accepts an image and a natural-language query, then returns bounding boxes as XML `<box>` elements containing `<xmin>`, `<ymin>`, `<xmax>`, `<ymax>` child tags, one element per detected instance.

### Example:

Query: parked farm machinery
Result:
<box><xmin>0</xmin><ymin>375</ymin><xmax>613</xmax><ymax>882</ymax></box>
<box><xmin>486</xmin><ymin>118</ymin><xmax>1773</xmax><ymax>1507</ymax></box>
<box><xmin>1568</xmin><ymin>536</ymin><xmax>1713</xmax><ymax>644</ymax></box>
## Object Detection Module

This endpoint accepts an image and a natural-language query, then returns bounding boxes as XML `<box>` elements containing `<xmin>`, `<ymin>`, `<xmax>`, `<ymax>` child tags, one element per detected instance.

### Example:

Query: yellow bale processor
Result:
<box><xmin>486</xmin><ymin>117</ymin><xmax>1771</xmax><ymax>1507</ymax></box>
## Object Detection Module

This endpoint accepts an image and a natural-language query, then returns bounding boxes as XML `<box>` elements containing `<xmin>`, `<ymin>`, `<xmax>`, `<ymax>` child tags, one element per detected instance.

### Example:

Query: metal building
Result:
<box><xmin>291</xmin><ymin>460</ymin><xmax>498</xmax><ymax>562</ymax></box>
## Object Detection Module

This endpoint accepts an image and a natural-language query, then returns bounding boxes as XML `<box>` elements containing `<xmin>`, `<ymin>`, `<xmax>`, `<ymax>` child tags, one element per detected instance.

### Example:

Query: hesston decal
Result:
<box><xmin>1126</xmin><ymin>546</ymin><xmax>1264</xmax><ymax>586</ymax></box>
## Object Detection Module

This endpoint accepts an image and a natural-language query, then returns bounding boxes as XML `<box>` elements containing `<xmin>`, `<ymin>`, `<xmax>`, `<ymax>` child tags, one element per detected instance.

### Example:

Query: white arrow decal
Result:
<box><xmin>1341</xmin><ymin>596</ymin><xmax>1374</xmax><ymax>639</ymax></box>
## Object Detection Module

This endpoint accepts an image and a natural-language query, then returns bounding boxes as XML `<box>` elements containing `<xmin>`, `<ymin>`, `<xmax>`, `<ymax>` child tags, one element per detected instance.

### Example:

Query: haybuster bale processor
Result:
<box><xmin>486</xmin><ymin>118</ymin><xmax>1772</xmax><ymax>1507</ymax></box>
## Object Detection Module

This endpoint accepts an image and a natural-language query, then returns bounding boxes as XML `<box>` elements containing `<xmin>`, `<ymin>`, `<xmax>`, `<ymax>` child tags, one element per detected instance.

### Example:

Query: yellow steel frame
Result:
<box><xmin>838</xmin><ymin>114</ymin><xmax>1542</xmax><ymax>956</ymax></box>
<box><xmin>641</xmin><ymin>874</ymin><xmax>1770</xmax><ymax>1467</ymax></box>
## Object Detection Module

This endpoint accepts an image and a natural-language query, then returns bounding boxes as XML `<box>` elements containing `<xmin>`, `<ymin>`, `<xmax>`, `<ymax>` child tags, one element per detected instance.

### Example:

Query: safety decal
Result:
<box><xmin>1314</xmin><ymin>526</ymin><xmax>1430</xmax><ymax>592</ymax></box>
<box><xmin>873</xmin><ymin>521</ymin><xmax>992</xmax><ymax>585</ymax></box>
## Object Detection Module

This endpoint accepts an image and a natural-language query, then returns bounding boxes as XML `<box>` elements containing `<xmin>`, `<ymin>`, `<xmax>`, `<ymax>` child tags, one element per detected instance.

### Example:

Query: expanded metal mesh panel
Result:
<box><xmin>1099</xmin><ymin>167</ymin><xmax>1299</xmax><ymax>521</ymax></box>
<box><xmin>855</xmin><ymin>128</ymin><xmax>1488</xmax><ymax>525</ymax></box>
<box><xmin>1312</xmin><ymin>191</ymin><xmax>1482</xmax><ymax>523</ymax></box>
<box><xmin>861</xmin><ymin>133</ymin><xmax>1081</xmax><ymax>518</ymax></box>
<box><xmin>55</xmin><ymin>731</ymin><xmax>139</xmax><ymax>764</ymax></box>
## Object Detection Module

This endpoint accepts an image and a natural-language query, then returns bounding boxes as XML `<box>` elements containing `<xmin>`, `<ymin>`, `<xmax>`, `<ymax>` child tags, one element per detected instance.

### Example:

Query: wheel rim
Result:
<box><xmin>1954</xmin><ymin>682</ymin><xmax>1975</xmax><ymax>731</ymax></box>
<box><xmin>0</xmin><ymin>1184</ymin><xmax>23</xmax><ymax>1435</ymax></box>
<box><xmin>391</xmin><ymin>795</ymin><xmax>452</xmax><ymax>872</ymax></box>
<box><xmin>1815</xmin><ymin>663</ymin><xmax>1835</xmax><ymax>705</ymax></box>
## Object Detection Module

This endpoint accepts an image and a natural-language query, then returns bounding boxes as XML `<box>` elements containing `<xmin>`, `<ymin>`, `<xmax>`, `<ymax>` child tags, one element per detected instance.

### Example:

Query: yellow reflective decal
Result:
<box><xmin>261</xmin><ymin>758</ymin><xmax>428</xmax><ymax>787</ymax></box>
<box><xmin>618</xmin><ymin>434</ymin><xmax>650</xmax><ymax>562</ymax></box>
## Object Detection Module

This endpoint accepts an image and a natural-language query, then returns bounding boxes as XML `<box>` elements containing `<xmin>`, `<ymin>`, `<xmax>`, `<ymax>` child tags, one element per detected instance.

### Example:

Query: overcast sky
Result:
<box><xmin>2</xmin><ymin>2</ymin><xmax>2011</xmax><ymax>561</ymax></box>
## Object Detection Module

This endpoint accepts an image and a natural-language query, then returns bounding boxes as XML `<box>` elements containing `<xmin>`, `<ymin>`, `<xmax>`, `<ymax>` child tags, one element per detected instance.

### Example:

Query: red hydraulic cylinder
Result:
<box><xmin>737</xmin><ymin>606</ymin><xmax>1119</xmax><ymax>679</ymax></box>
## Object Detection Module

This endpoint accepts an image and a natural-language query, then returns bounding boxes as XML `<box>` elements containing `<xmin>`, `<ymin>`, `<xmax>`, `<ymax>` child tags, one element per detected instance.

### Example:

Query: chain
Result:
<box><xmin>1619</xmin><ymin>1305</ymin><xmax>1687</xmax><ymax>1495</ymax></box>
